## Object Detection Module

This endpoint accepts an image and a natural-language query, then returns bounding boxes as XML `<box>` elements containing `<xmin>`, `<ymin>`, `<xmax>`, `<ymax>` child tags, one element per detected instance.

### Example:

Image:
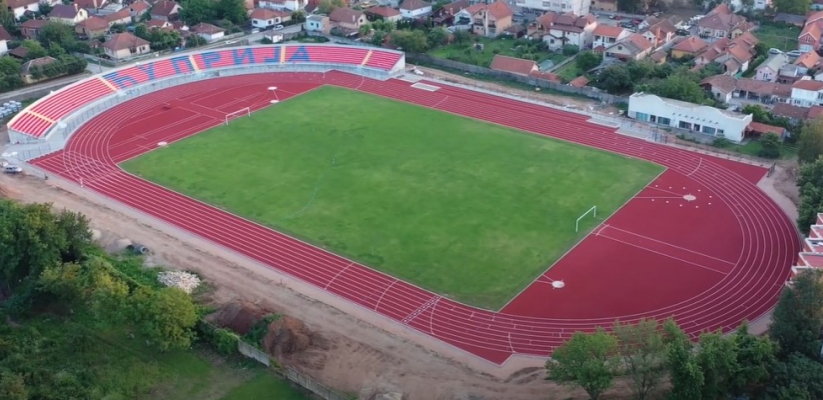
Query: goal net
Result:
<box><xmin>225</xmin><ymin>107</ymin><xmax>251</xmax><ymax>125</ymax></box>
<box><xmin>575</xmin><ymin>206</ymin><xmax>597</xmax><ymax>233</ymax></box>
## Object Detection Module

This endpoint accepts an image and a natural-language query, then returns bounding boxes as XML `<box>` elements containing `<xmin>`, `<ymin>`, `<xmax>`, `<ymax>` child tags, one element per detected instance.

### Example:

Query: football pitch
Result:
<box><xmin>122</xmin><ymin>86</ymin><xmax>663</xmax><ymax>309</ymax></box>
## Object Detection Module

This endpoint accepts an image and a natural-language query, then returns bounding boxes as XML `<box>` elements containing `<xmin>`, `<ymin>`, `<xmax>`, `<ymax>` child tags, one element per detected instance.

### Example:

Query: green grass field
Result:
<box><xmin>122</xmin><ymin>86</ymin><xmax>663</xmax><ymax>309</ymax></box>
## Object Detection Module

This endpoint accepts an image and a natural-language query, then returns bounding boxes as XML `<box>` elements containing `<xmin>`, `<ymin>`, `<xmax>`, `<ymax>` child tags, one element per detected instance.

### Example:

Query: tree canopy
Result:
<box><xmin>797</xmin><ymin>156</ymin><xmax>823</xmax><ymax>232</ymax></box>
<box><xmin>798</xmin><ymin>117</ymin><xmax>823</xmax><ymax>164</ymax></box>
<box><xmin>546</xmin><ymin>329</ymin><xmax>618</xmax><ymax>400</ymax></box>
<box><xmin>770</xmin><ymin>269</ymin><xmax>823</xmax><ymax>359</ymax></box>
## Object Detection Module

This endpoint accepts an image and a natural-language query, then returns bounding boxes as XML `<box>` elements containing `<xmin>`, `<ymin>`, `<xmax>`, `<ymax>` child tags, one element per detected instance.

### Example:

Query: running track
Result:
<box><xmin>31</xmin><ymin>71</ymin><xmax>798</xmax><ymax>365</ymax></box>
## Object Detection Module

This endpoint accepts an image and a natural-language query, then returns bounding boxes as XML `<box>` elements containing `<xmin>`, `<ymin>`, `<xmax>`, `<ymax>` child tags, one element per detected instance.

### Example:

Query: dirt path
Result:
<box><xmin>2</xmin><ymin>172</ymin><xmax>635</xmax><ymax>400</ymax></box>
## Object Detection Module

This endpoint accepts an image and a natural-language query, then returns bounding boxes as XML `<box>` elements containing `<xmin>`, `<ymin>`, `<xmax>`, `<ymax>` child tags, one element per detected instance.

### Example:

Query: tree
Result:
<box><xmin>665</xmin><ymin>322</ymin><xmax>704</xmax><ymax>400</ymax></box>
<box><xmin>766</xmin><ymin>353</ymin><xmax>823</xmax><ymax>400</ymax></box>
<box><xmin>317</xmin><ymin>0</ymin><xmax>345</xmax><ymax>15</ymax></box>
<box><xmin>452</xmin><ymin>29</ymin><xmax>471</xmax><ymax>44</ymax></box>
<box><xmin>216</xmin><ymin>0</ymin><xmax>247</xmax><ymax>24</ymax></box>
<box><xmin>291</xmin><ymin>10</ymin><xmax>306</xmax><ymax>23</ymax></box>
<box><xmin>730</xmin><ymin>323</ymin><xmax>777</xmax><ymax>397</ymax></box>
<box><xmin>359</xmin><ymin>23</ymin><xmax>372</xmax><ymax>37</ymax></box>
<box><xmin>0</xmin><ymin>373</ymin><xmax>28</xmax><ymax>400</ymax></box>
<box><xmin>594</xmin><ymin>64</ymin><xmax>632</xmax><ymax>94</ymax></box>
<box><xmin>179</xmin><ymin>0</ymin><xmax>217</xmax><ymax>25</ymax></box>
<box><xmin>546</xmin><ymin>329</ymin><xmax>618</xmax><ymax>400</ymax></box>
<box><xmin>20</xmin><ymin>40</ymin><xmax>46</xmax><ymax>59</ymax></box>
<box><xmin>133</xmin><ymin>23</ymin><xmax>149</xmax><ymax>40</ymax></box>
<box><xmin>770</xmin><ymin>269</ymin><xmax>823</xmax><ymax>360</ymax></box>
<box><xmin>426</xmin><ymin>27</ymin><xmax>449</xmax><ymax>48</ymax></box>
<box><xmin>773</xmin><ymin>0</ymin><xmax>811</xmax><ymax>14</ymax></box>
<box><xmin>798</xmin><ymin>117</ymin><xmax>823</xmax><ymax>164</ymax></box>
<box><xmin>612</xmin><ymin>319</ymin><xmax>666</xmax><ymax>400</ymax></box>
<box><xmin>389</xmin><ymin>30</ymin><xmax>429</xmax><ymax>53</ymax></box>
<box><xmin>696</xmin><ymin>331</ymin><xmax>739</xmax><ymax>399</ymax></box>
<box><xmin>759</xmin><ymin>132</ymin><xmax>782</xmax><ymax>159</ymax></box>
<box><xmin>129</xmin><ymin>286</ymin><xmax>199</xmax><ymax>351</ymax></box>
<box><xmin>617</xmin><ymin>0</ymin><xmax>643</xmax><ymax>13</ymax></box>
<box><xmin>797</xmin><ymin>156</ymin><xmax>823</xmax><ymax>232</ymax></box>
<box><xmin>576</xmin><ymin>51</ymin><xmax>601</xmax><ymax>74</ymax></box>
<box><xmin>743</xmin><ymin>104</ymin><xmax>771</xmax><ymax>123</ymax></box>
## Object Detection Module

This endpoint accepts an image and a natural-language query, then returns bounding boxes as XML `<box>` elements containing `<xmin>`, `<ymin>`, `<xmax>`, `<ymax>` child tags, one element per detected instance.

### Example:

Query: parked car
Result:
<box><xmin>676</xmin><ymin>29</ymin><xmax>689</xmax><ymax>36</ymax></box>
<box><xmin>274</xmin><ymin>24</ymin><xmax>284</xmax><ymax>30</ymax></box>
<box><xmin>4</xmin><ymin>165</ymin><xmax>22</xmax><ymax>174</ymax></box>
<box><xmin>768</xmin><ymin>48</ymin><xmax>783</xmax><ymax>55</ymax></box>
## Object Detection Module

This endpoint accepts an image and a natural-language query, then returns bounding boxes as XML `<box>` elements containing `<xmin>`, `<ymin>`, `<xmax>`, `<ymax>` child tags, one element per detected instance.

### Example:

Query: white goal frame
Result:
<box><xmin>575</xmin><ymin>206</ymin><xmax>597</xmax><ymax>233</ymax></box>
<box><xmin>225</xmin><ymin>107</ymin><xmax>251</xmax><ymax>125</ymax></box>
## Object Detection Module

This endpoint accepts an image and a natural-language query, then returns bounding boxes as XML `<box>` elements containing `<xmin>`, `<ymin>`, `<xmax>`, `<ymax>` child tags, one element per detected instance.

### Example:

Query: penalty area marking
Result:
<box><xmin>411</xmin><ymin>82</ymin><xmax>441</xmax><ymax>92</ymax></box>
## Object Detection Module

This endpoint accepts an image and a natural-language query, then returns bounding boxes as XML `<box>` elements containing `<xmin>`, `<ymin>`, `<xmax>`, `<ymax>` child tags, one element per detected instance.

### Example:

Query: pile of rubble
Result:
<box><xmin>157</xmin><ymin>271</ymin><xmax>201</xmax><ymax>294</ymax></box>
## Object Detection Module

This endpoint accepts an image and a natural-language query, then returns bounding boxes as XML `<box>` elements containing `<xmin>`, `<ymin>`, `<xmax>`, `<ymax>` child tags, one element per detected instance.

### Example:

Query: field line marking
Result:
<box><xmin>597</xmin><ymin>234</ymin><xmax>729</xmax><ymax>275</ymax></box>
<box><xmin>602</xmin><ymin>225</ymin><xmax>735</xmax><ymax>265</ymax></box>
<box><xmin>325</xmin><ymin>262</ymin><xmax>353</xmax><ymax>289</ymax></box>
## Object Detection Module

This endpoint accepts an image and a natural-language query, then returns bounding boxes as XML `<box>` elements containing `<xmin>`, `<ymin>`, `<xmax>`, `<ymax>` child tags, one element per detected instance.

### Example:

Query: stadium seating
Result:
<box><xmin>9</xmin><ymin>45</ymin><xmax>404</xmax><ymax>140</ymax></box>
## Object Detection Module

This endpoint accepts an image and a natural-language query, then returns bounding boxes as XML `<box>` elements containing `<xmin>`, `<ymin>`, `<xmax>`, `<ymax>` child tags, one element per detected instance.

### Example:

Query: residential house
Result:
<box><xmin>74</xmin><ymin>0</ymin><xmax>106</xmax><ymax>14</ymax></box>
<box><xmin>104</xmin><ymin>8</ymin><xmax>132</xmax><ymax>26</ymax></box>
<box><xmin>591</xmin><ymin>0</ymin><xmax>616</xmax><ymax>12</ymax></box>
<box><xmin>305</xmin><ymin>14</ymin><xmax>330</xmax><ymax>33</ymax></box>
<box><xmin>102</xmin><ymin>32</ymin><xmax>150</xmax><ymax>60</ymax></box>
<box><xmin>774</xmin><ymin>13</ymin><xmax>805</xmax><ymax>27</ymax></box>
<box><xmin>734</xmin><ymin>78</ymin><xmax>792</xmax><ymax>104</ymax></box>
<box><xmin>191</xmin><ymin>23</ymin><xmax>225</xmax><ymax>42</ymax></box>
<box><xmin>7</xmin><ymin>0</ymin><xmax>40</xmax><ymax>19</ymax></box>
<box><xmin>671</xmin><ymin>36</ymin><xmax>708</xmax><ymax>59</ymax></box>
<box><xmin>251</xmin><ymin>8</ymin><xmax>290</xmax><ymax>28</ymax></box>
<box><xmin>0</xmin><ymin>26</ymin><xmax>11</xmax><ymax>55</ymax></box>
<box><xmin>146</xmin><ymin>18</ymin><xmax>172</xmax><ymax>29</ymax></box>
<box><xmin>649</xmin><ymin>49</ymin><xmax>667</xmax><ymax>64</ymax></box>
<box><xmin>489</xmin><ymin>54</ymin><xmax>561</xmax><ymax>81</ymax></box>
<box><xmin>791</xmin><ymin>79</ymin><xmax>823</xmax><ymax>107</ymax></box>
<box><xmin>700</xmin><ymin>74</ymin><xmax>736</xmax><ymax>103</ymax></box>
<box><xmin>465</xmin><ymin>0</ymin><xmax>512</xmax><ymax>38</ymax></box>
<box><xmin>591</xmin><ymin>24</ymin><xmax>628</xmax><ymax>51</ymax></box>
<box><xmin>628</xmin><ymin>92</ymin><xmax>752</xmax><ymax>143</ymax></box>
<box><xmin>431</xmin><ymin>0</ymin><xmax>468</xmax><ymax>26</ymax></box>
<box><xmin>799</xmin><ymin>11</ymin><xmax>823</xmax><ymax>52</ymax></box>
<box><xmin>771</xmin><ymin>102</ymin><xmax>810</xmax><ymax>122</ymax></box>
<box><xmin>8</xmin><ymin>47</ymin><xmax>28</xmax><ymax>60</ymax></box>
<box><xmin>399</xmin><ymin>0</ymin><xmax>431</xmax><ymax>19</ymax></box>
<box><xmin>697</xmin><ymin>3</ymin><xmax>752</xmax><ymax>39</ymax></box>
<box><xmin>539</xmin><ymin>12</ymin><xmax>596</xmax><ymax>51</ymax></box>
<box><xmin>641</xmin><ymin>18</ymin><xmax>677</xmax><ymax>49</ymax></box>
<box><xmin>514</xmin><ymin>0</ymin><xmax>589</xmax><ymax>16</ymax></box>
<box><xmin>20</xmin><ymin>56</ymin><xmax>57</xmax><ymax>84</ymax></box>
<box><xmin>150</xmin><ymin>0</ymin><xmax>181</xmax><ymax>21</ymax></box>
<box><xmin>74</xmin><ymin>15</ymin><xmax>109</xmax><ymax>38</ymax></box>
<box><xmin>795</xmin><ymin>51</ymin><xmax>820</xmax><ymax>71</ymax></box>
<box><xmin>128</xmin><ymin>0</ymin><xmax>150</xmax><ymax>19</ymax></box>
<box><xmin>49</xmin><ymin>4</ymin><xmax>88</xmax><ymax>24</ymax></box>
<box><xmin>365</xmin><ymin>6</ymin><xmax>401</xmax><ymax>22</ymax></box>
<box><xmin>329</xmin><ymin>7</ymin><xmax>367</xmax><ymax>31</ymax></box>
<box><xmin>747</xmin><ymin>122</ymin><xmax>786</xmax><ymax>138</ymax></box>
<box><xmin>753</xmin><ymin>0</ymin><xmax>772</xmax><ymax>10</ymax></box>
<box><xmin>19</xmin><ymin>19</ymin><xmax>48</xmax><ymax>39</ymax></box>
<box><xmin>259</xmin><ymin>0</ymin><xmax>306</xmax><ymax>11</ymax></box>
<box><xmin>778</xmin><ymin>64</ymin><xmax>805</xmax><ymax>84</ymax></box>
<box><xmin>694</xmin><ymin>33</ymin><xmax>758</xmax><ymax>75</ymax></box>
<box><xmin>603</xmin><ymin>33</ymin><xmax>653</xmax><ymax>61</ymax></box>
<box><xmin>755</xmin><ymin>53</ymin><xmax>789</xmax><ymax>82</ymax></box>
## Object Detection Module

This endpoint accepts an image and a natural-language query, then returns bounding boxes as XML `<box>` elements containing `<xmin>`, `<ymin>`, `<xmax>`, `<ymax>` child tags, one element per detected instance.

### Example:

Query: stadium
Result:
<box><xmin>6</xmin><ymin>44</ymin><xmax>799</xmax><ymax>365</ymax></box>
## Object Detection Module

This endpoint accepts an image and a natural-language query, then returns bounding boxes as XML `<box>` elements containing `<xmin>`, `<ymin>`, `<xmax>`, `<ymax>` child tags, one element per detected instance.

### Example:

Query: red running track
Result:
<box><xmin>31</xmin><ymin>71</ymin><xmax>798</xmax><ymax>365</ymax></box>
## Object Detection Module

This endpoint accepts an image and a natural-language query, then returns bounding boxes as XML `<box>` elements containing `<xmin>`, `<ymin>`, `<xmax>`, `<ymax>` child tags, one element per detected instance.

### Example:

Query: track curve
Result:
<box><xmin>32</xmin><ymin>71</ymin><xmax>798</xmax><ymax>365</ymax></box>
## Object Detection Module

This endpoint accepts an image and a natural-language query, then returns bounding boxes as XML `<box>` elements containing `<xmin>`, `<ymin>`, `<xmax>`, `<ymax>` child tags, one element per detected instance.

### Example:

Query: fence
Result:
<box><xmin>405</xmin><ymin>53</ymin><xmax>629</xmax><ymax>104</ymax></box>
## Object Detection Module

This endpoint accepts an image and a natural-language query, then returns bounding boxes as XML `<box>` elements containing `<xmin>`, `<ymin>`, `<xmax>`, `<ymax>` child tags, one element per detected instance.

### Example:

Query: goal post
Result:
<box><xmin>575</xmin><ymin>206</ymin><xmax>597</xmax><ymax>233</ymax></box>
<box><xmin>225</xmin><ymin>107</ymin><xmax>251</xmax><ymax>125</ymax></box>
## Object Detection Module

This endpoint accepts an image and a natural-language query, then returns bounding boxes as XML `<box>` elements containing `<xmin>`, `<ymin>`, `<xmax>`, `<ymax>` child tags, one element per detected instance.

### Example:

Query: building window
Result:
<box><xmin>635</xmin><ymin>112</ymin><xmax>649</xmax><ymax>121</ymax></box>
<box><xmin>657</xmin><ymin>117</ymin><xmax>671</xmax><ymax>125</ymax></box>
<box><xmin>679</xmin><ymin>121</ymin><xmax>692</xmax><ymax>130</ymax></box>
<box><xmin>650</xmin><ymin>115</ymin><xmax>657</xmax><ymax>123</ymax></box>
<box><xmin>717</xmin><ymin>129</ymin><xmax>724</xmax><ymax>135</ymax></box>
<box><xmin>702</xmin><ymin>126</ymin><xmax>716</xmax><ymax>135</ymax></box>
<box><xmin>817</xmin><ymin>92</ymin><xmax>823</xmax><ymax>100</ymax></box>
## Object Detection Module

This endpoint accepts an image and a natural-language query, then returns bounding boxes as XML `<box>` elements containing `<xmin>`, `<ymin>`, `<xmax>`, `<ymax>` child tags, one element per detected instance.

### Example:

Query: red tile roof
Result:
<box><xmin>103</xmin><ymin>32</ymin><xmax>149</xmax><ymax>51</ymax></box>
<box><xmin>485</xmin><ymin>0</ymin><xmax>512</xmax><ymax>20</ymax></box>
<box><xmin>672</xmin><ymin>36</ymin><xmax>708</xmax><ymax>53</ymax></box>
<box><xmin>366</xmin><ymin>5</ymin><xmax>400</xmax><ymax>18</ymax></box>
<box><xmin>329</xmin><ymin>7</ymin><xmax>364</xmax><ymax>23</ymax></box>
<box><xmin>490</xmin><ymin>54</ymin><xmax>537</xmax><ymax>76</ymax></box>
<box><xmin>593</xmin><ymin>24</ymin><xmax>624</xmax><ymax>38</ymax></box>
<box><xmin>151</xmin><ymin>0</ymin><xmax>179</xmax><ymax>16</ymax></box>
<box><xmin>400</xmin><ymin>0</ymin><xmax>430</xmax><ymax>11</ymax></box>
<box><xmin>568</xmin><ymin>76</ymin><xmax>589</xmax><ymax>87</ymax></box>
<box><xmin>795</xmin><ymin>51</ymin><xmax>821</xmax><ymax>69</ymax></box>
<box><xmin>77</xmin><ymin>15</ymin><xmax>109</xmax><ymax>30</ymax></box>
<box><xmin>793</xmin><ymin>79</ymin><xmax>823</xmax><ymax>91</ymax></box>
<box><xmin>250</xmin><ymin>8</ymin><xmax>278</xmax><ymax>19</ymax></box>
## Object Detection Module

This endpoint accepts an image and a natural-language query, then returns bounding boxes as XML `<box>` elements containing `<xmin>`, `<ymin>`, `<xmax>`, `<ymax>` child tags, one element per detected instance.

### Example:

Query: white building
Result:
<box><xmin>304</xmin><ymin>14</ymin><xmax>329</xmax><ymax>33</ymax></box>
<box><xmin>259</xmin><ymin>0</ymin><xmax>306</xmax><ymax>11</ymax></box>
<box><xmin>628</xmin><ymin>93</ymin><xmax>752</xmax><ymax>143</ymax></box>
<box><xmin>399</xmin><ymin>0</ymin><xmax>432</xmax><ymax>19</ymax></box>
<box><xmin>514</xmin><ymin>0</ymin><xmax>588</xmax><ymax>16</ymax></box>
<box><xmin>753</xmin><ymin>0</ymin><xmax>771</xmax><ymax>10</ymax></box>
<box><xmin>791</xmin><ymin>79</ymin><xmax>823</xmax><ymax>107</ymax></box>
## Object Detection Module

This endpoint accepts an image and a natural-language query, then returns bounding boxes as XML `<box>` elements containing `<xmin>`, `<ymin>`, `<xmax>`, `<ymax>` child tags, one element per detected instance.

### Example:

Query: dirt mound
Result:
<box><xmin>209</xmin><ymin>301</ymin><xmax>267</xmax><ymax>335</ymax></box>
<box><xmin>262</xmin><ymin>315</ymin><xmax>313</xmax><ymax>358</ymax></box>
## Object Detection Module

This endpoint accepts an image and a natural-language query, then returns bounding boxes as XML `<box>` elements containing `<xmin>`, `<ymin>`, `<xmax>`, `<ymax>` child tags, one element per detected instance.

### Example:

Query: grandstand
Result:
<box><xmin>7</xmin><ymin>44</ymin><xmax>405</xmax><ymax>147</ymax></box>
<box><xmin>791</xmin><ymin>213</ymin><xmax>823</xmax><ymax>281</ymax></box>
